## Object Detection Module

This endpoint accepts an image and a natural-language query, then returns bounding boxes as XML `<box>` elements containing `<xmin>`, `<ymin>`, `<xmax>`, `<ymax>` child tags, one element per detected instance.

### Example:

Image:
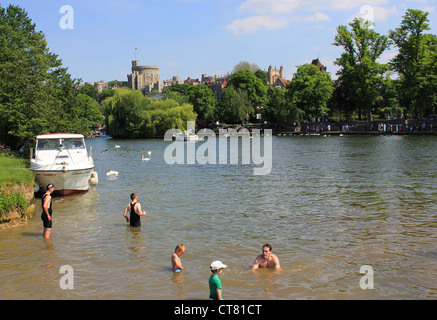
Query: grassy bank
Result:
<box><xmin>0</xmin><ymin>152</ymin><xmax>35</xmax><ymax>225</ymax></box>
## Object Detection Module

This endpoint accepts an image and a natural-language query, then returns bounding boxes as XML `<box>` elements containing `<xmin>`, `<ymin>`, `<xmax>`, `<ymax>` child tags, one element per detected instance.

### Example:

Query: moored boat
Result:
<box><xmin>30</xmin><ymin>133</ymin><xmax>98</xmax><ymax>196</ymax></box>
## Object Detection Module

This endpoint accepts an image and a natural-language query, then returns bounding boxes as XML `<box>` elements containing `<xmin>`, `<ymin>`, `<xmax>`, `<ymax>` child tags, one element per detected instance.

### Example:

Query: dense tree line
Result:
<box><xmin>103</xmin><ymin>88</ymin><xmax>197</xmax><ymax>138</ymax></box>
<box><xmin>0</xmin><ymin>5</ymin><xmax>103</xmax><ymax>149</ymax></box>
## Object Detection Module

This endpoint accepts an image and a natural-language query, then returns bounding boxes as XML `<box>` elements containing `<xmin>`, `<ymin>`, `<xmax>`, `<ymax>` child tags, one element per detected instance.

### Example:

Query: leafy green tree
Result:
<box><xmin>0</xmin><ymin>4</ymin><xmax>102</xmax><ymax>149</ymax></box>
<box><xmin>286</xmin><ymin>64</ymin><xmax>334</xmax><ymax>119</ymax></box>
<box><xmin>255</xmin><ymin>69</ymin><xmax>268</xmax><ymax>86</ymax></box>
<box><xmin>227</xmin><ymin>70</ymin><xmax>267</xmax><ymax>109</ymax></box>
<box><xmin>103</xmin><ymin>88</ymin><xmax>196</xmax><ymax>138</ymax></box>
<box><xmin>389</xmin><ymin>9</ymin><xmax>437</xmax><ymax>117</ymax></box>
<box><xmin>264</xmin><ymin>87</ymin><xmax>304</xmax><ymax>125</ymax></box>
<box><xmin>217</xmin><ymin>87</ymin><xmax>252</xmax><ymax>124</ymax></box>
<box><xmin>164</xmin><ymin>83</ymin><xmax>216</xmax><ymax>120</ymax></box>
<box><xmin>79</xmin><ymin>84</ymin><xmax>99</xmax><ymax>101</ymax></box>
<box><xmin>333</xmin><ymin>18</ymin><xmax>391</xmax><ymax>121</ymax></box>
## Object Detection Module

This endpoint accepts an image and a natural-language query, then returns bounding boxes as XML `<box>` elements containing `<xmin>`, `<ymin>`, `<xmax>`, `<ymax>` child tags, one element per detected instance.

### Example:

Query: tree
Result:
<box><xmin>286</xmin><ymin>64</ymin><xmax>334</xmax><ymax>119</ymax></box>
<box><xmin>217</xmin><ymin>87</ymin><xmax>252</xmax><ymax>124</ymax></box>
<box><xmin>255</xmin><ymin>69</ymin><xmax>268</xmax><ymax>86</ymax></box>
<box><xmin>103</xmin><ymin>88</ymin><xmax>197</xmax><ymax>138</ymax></box>
<box><xmin>333</xmin><ymin>18</ymin><xmax>391</xmax><ymax>121</ymax></box>
<box><xmin>264</xmin><ymin>87</ymin><xmax>303</xmax><ymax>125</ymax></box>
<box><xmin>0</xmin><ymin>4</ymin><xmax>102</xmax><ymax>149</ymax></box>
<box><xmin>187</xmin><ymin>84</ymin><xmax>217</xmax><ymax>121</ymax></box>
<box><xmin>164</xmin><ymin>83</ymin><xmax>216</xmax><ymax>121</ymax></box>
<box><xmin>227</xmin><ymin>70</ymin><xmax>267</xmax><ymax>110</ymax></box>
<box><xmin>232</xmin><ymin>61</ymin><xmax>260</xmax><ymax>74</ymax></box>
<box><xmin>389</xmin><ymin>9</ymin><xmax>437</xmax><ymax>117</ymax></box>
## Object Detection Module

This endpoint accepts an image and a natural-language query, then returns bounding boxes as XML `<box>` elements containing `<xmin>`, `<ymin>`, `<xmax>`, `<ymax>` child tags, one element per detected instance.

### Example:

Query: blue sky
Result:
<box><xmin>2</xmin><ymin>0</ymin><xmax>436</xmax><ymax>83</ymax></box>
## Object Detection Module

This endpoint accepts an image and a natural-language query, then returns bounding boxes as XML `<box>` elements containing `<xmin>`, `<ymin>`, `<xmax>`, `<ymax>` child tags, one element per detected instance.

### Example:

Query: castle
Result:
<box><xmin>88</xmin><ymin>59</ymin><xmax>327</xmax><ymax>96</ymax></box>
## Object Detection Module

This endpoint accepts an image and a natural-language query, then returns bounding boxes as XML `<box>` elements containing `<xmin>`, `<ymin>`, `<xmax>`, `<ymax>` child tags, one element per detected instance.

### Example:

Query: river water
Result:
<box><xmin>1</xmin><ymin>134</ymin><xmax>436</xmax><ymax>300</ymax></box>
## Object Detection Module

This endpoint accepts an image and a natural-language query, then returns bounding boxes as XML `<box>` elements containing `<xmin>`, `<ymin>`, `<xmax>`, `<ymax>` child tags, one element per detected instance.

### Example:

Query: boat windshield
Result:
<box><xmin>36</xmin><ymin>138</ymin><xmax>85</xmax><ymax>150</ymax></box>
<box><xmin>36</xmin><ymin>139</ymin><xmax>61</xmax><ymax>150</ymax></box>
<box><xmin>61</xmin><ymin>138</ymin><xmax>85</xmax><ymax>149</ymax></box>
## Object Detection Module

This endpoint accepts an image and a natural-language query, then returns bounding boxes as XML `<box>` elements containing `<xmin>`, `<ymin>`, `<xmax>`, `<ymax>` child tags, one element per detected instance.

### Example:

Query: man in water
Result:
<box><xmin>123</xmin><ymin>193</ymin><xmax>147</xmax><ymax>227</ymax></box>
<box><xmin>41</xmin><ymin>183</ymin><xmax>55</xmax><ymax>239</ymax></box>
<box><xmin>252</xmin><ymin>244</ymin><xmax>281</xmax><ymax>271</ymax></box>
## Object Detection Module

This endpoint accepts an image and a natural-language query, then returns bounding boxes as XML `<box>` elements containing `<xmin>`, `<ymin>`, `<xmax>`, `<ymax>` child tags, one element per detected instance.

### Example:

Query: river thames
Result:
<box><xmin>0</xmin><ymin>134</ymin><xmax>436</xmax><ymax>299</ymax></box>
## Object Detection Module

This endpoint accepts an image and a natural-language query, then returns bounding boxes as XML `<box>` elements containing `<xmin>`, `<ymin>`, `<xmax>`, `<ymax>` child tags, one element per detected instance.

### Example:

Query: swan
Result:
<box><xmin>142</xmin><ymin>155</ymin><xmax>151</xmax><ymax>161</ymax></box>
<box><xmin>106</xmin><ymin>170</ymin><xmax>119</xmax><ymax>176</ymax></box>
<box><xmin>114</xmin><ymin>145</ymin><xmax>120</xmax><ymax>149</ymax></box>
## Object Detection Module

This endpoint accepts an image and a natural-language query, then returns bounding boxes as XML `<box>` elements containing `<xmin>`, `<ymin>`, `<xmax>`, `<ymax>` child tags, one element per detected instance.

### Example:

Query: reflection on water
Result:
<box><xmin>0</xmin><ymin>135</ymin><xmax>436</xmax><ymax>299</ymax></box>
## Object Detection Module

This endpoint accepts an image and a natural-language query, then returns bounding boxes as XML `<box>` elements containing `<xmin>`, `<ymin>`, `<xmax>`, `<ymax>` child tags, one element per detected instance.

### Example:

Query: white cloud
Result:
<box><xmin>349</xmin><ymin>5</ymin><xmax>398</xmax><ymax>22</ymax></box>
<box><xmin>226</xmin><ymin>12</ymin><xmax>329</xmax><ymax>34</ymax></box>
<box><xmin>226</xmin><ymin>15</ymin><xmax>291</xmax><ymax>34</ymax></box>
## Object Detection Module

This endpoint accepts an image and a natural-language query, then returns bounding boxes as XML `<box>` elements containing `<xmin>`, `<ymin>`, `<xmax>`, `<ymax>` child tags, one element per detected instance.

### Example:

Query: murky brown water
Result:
<box><xmin>1</xmin><ymin>135</ymin><xmax>436</xmax><ymax>299</ymax></box>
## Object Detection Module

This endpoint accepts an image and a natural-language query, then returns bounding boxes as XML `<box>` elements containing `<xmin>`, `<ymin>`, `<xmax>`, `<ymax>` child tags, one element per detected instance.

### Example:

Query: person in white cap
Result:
<box><xmin>208</xmin><ymin>260</ymin><xmax>227</xmax><ymax>300</ymax></box>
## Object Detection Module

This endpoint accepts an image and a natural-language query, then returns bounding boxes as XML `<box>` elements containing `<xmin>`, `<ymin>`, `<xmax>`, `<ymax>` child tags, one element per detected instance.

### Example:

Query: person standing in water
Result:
<box><xmin>123</xmin><ymin>193</ymin><xmax>147</xmax><ymax>227</ymax></box>
<box><xmin>41</xmin><ymin>183</ymin><xmax>54</xmax><ymax>239</ymax></box>
<box><xmin>171</xmin><ymin>244</ymin><xmax>186</xmax><ymax>272</ymax></box>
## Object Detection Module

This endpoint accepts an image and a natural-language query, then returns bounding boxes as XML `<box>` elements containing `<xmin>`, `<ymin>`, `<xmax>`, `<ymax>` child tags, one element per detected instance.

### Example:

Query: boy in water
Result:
<box><xmin>208</xmin><ymin>260</ymin><xmax>227</xmax><ymax>300</ymax></box>
<box><xmin>171</xmin><ymin>244</ymin><xmax>186</xmax><ymax>272</ymax></box>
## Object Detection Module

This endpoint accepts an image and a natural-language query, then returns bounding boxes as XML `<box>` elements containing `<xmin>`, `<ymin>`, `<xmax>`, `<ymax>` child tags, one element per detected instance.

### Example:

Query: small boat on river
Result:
<box><xmin>173</xmin><ymin>130</ymin><xmax>199</xmax><ymax>142</ymax></box>
<box><xmin>30</xmin><ymin>133</ymin><xmax>98</xmax><ymax>196</ymax></box>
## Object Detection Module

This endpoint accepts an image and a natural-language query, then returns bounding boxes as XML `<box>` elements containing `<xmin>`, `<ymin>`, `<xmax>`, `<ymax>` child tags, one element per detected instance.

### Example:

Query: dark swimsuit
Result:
<box><xmin>129</xmin><ymin>202</ymin><xmax>141</xmax><ymax>227</ymax></box>
<box><xmin>41</xmin><ymin>193</ymin><xmax>52</xmax><ymax>228</ymax></box>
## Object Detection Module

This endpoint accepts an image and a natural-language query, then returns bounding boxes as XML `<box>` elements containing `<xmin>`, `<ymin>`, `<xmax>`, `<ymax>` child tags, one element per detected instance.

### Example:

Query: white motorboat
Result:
<box><xmin>30</xmin><ymin>133</ymin><xmax>98</xmax><ymax>196</ymax></box>
<box><xmin>173</xmin><ymin>131</ymin><xmax>199</xmax><ymax>142</ymax></box>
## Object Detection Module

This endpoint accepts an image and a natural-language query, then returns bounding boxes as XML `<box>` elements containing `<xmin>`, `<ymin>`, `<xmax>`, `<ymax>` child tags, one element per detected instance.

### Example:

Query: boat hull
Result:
<box><xmin>32</xmin><ymin>168</ymin><xmax>95</xmax><ymax>196</ymax></box>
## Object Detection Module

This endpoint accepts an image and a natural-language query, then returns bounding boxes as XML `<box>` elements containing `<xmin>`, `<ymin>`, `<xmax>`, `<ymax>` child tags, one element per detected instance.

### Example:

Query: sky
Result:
<box><xmin>1</xmin><ymin>0</ymin><xmax>436</xmax><ymax>83</ymax></box>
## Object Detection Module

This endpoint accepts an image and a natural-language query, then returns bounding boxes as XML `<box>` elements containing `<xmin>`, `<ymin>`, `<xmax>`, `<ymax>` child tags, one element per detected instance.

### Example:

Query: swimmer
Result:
<box><xmin>171</xmin><ymin>244</ymin><xmax>186</xmax><ymax>272</ymax></box>
<box><xmin>252</xmin><ymin>244</ymin><xmax>281</xmax><ymax>271</ymax></box>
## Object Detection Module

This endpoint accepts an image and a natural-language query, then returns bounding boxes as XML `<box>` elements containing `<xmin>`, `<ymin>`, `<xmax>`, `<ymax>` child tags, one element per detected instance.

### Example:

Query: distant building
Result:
<box><xmin>184</xmin><ymin>77</ymin><xmax>201</xmax><ymax>85</ymax></box>
<box><xmin>266</xmin><ymin>65</ymin><xmax>284</xmax><ymax>86</ymax></box>
<box><xmin>311</xmin><ymin>59</ymin><xmax>327</xmax><ymax>73</ymax></box>
<box><xmin>127</xmin><ymin>60</ymin><xmax>160</xmax><ymax>94</ymax></box>
<box><xmin>201</xmin><ymin>74</ymin><xmax>229</xmax><ymax>99</ymax></box>
<box><xmin>272</xmin><ymin>78</ymin><xmax>290</xmax><ymax>89</ymax></box>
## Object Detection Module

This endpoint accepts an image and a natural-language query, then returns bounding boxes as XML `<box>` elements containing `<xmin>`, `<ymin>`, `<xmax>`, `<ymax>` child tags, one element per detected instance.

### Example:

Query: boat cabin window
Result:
<box><xmin>36</xmin><ymin>138</ymin><xmax>85</xmax><ymax>150</ymax></box>
<box><xmin>61</xmin><ymin>138</ymin><xmax>85</xmax><ymax>149</ymax></box>
<box><xmin>36</xmin><ymin>139</ymin><xmax>60</xmax><ymax>150</ymax></box>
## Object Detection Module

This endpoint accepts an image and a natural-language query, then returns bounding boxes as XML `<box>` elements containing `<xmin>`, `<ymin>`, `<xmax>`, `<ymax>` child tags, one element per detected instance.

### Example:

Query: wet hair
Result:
<box><xmin>130</xmin><ymin>193</ymin><xmax>137</xmax><ymax>201</ymax></box>
<box><xmin>262</xmin><ymin>244</ymin><xmax>273</xmax><ymax>252</ymax></box>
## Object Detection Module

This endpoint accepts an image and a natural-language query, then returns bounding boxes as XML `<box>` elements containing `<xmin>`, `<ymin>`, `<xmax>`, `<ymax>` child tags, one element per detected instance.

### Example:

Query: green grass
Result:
<box><xmin>0</xmin><ymin>152</ymin><xmax>34</xmax><ymax>219</ymax></box>
<box><xmin>0</xmin><ymin>152</ymin><xmax>34</xmax><ymax>185</ymax></box>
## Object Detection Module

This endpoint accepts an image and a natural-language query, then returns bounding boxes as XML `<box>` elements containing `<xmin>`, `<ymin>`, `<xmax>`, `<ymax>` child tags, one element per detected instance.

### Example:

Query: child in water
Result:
<box><xmin>208</xmin><ymin>260</ymin><xmax>227</xmax><ymax>300</ymax></box>
<box><xmin>171</xmin><ymin>244</ymin><xmax>186</xmax><ymax>272</ymax></box>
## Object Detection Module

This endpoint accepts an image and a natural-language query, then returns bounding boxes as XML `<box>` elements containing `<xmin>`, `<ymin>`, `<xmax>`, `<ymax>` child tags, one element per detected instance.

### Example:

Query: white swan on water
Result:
<box><xmin>142</xmin><ymin>155</ymin><xmax>151</xmax><ymax>161</ymax></box>
<box><xmin>106</xmin><ymin>170</ymin><xmax>119</xmax><ymax>176</ymax></box>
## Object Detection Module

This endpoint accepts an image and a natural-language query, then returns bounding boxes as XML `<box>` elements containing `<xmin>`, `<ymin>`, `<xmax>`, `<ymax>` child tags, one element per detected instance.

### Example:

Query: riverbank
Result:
<box><xmin>0</xmin><ymin>153</ymin><xmax>35</xmax><ymax>228</ymax></box>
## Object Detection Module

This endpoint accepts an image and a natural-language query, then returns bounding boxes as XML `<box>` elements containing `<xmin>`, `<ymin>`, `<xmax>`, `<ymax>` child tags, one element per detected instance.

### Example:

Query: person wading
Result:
<box><xmin>123</xmin><ymin>193</ymin><xmax>147</xmax><ymax>228</ymax></box>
